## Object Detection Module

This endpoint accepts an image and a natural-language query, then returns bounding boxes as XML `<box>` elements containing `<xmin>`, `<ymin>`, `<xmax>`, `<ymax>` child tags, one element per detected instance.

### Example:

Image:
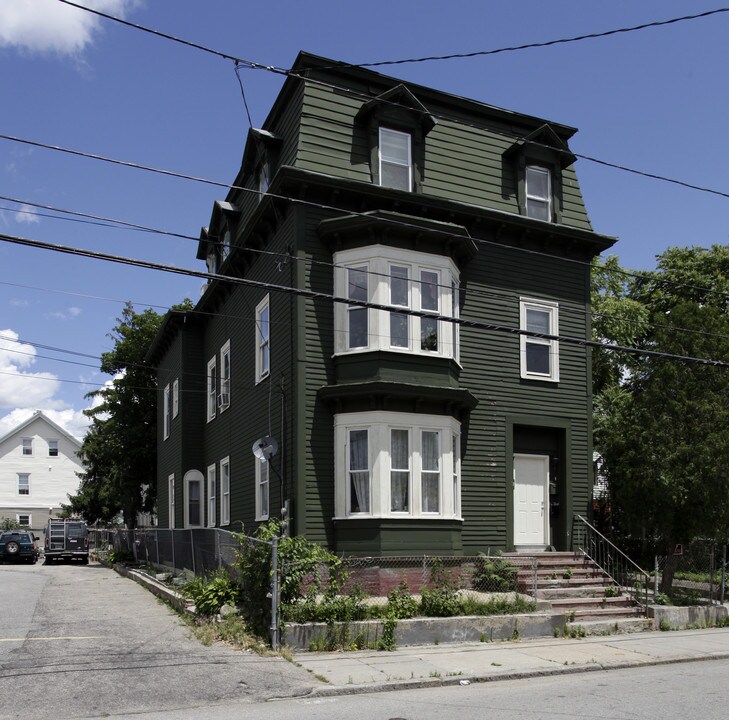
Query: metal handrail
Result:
<box><xmin>573</xmin><ymin>514</ymin><xmax>650</xmax><ymax>610</ymax></box>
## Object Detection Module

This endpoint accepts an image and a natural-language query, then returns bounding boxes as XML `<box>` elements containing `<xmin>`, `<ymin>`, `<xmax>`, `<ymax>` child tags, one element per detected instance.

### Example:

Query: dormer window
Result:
<box><xmin>257</xmin><ymin>159</ymin><xmax>270</xmax><ymax>201</ymax></box>
<box><xmin>379</xmin><ymin>128</ymin><xmax>412</xmax><ymax>192</ymax></box>
<box><xmin>525</xmin><ymin>166</ymin><xmax>552</xmax><ymax>221</ymax></box>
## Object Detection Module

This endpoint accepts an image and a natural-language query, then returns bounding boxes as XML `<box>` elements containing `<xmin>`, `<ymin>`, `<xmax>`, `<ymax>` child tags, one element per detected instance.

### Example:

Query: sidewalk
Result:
<box><xmin>295</xmin><ymin>627</ymin><xmax>729</xmax><ymax>696</ymax></box>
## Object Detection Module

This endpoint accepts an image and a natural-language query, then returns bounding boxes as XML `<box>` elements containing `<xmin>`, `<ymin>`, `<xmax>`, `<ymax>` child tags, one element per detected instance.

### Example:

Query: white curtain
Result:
<box><xmin>349</xmin><ymin>430</ymin><xmax>370</xmax><ymax>513</ymax></box>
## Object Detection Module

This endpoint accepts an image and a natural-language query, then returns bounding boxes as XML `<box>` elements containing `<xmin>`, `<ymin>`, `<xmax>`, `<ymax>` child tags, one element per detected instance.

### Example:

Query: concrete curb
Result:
<box><xmin>112</xmin><ymin>563</ymin><xmax>190</xmax><ymax>613</ymax></box>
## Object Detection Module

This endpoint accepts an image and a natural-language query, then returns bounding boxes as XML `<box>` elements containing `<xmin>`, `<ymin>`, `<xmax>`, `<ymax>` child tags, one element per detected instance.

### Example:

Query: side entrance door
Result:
<box><xmin>513</xmin><ymin>453</ymin><xmax>549</xmax><ymax>550</ymax></box>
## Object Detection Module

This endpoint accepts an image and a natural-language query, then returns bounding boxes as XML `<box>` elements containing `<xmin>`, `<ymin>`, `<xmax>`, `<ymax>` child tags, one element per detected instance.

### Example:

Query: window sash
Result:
<box><xmin>187</xmin><ymin>479</ymin><xmax>201</xmax><ymax>527</ymax></box>
<box><xmin>48</xmin><ymin>440</ymin><xmax>59</xmax><ymax>457</ymax></box>
<box><xmin>221</xmin><ymin>459</ymin><xmax>230</xmax><ymax>525</ymax></box>
<box><xmin>347</xmin><ymin>266</ymin><xmax>369</xmax><ymax>349</ymax></box>
<box><xmin>172</xmin><ymin>379</ymin><xmax>179</xmax><ymax>418</ymax></box>
<box><xmin>18</xmin><ymin>474</ymin><xmax>30</xmax><ymax>495</ymax></box>
<box><xmin>207</xmin><ymin>465</ymin><xmax>216</xmax><ymax>527</ymax></box>
<box><xmin>390</xmin><ymin>429</ymin><xmax>410</xmax><ymax>512</ymax></box>
<box><xmin>22</xmin><ymin>438</ymin><xmax>32</xmax><ymax>456</ymax></box>
<box><xmin>257</xmin><ymin>461</ymin><xmax>269</xmax><ymax>520</ymax></box>
<box><xmin>207</xmin><ymin>359</ymin><xmax>217</xmax><ymax>420</ymax></box>
<box><xmin>379</xmin><ymin>127</ymin><xmax>412</xmax><ymax>191</ymax></box>
<box><xmin>348</xmin><ymin>429</ymin><xmax>370</xmax><ymax>514</ymax></box>
<box><xmin>520</xmin><ymin>299</ymin><xmax>559</xmax><ymax>380</ymax></box>
<box><xmin>256</xmin><ymin>297</ymin><xmax>270</xmax><ymax>382</ymax></box>
<box><xmin>526</xmin><ymin>165</ymin><xmax>552</xmax><ymax>221</ymax></box>
<box><xmin>168</xmin><ymin>474</ymin><xmax>175</xmax><ymax>528</ymax></box>
<box><xmin>421</xmin><ymin>430</ymin><xmax>440</xmax><ymax>513</ymax></box>
<box><xmin>163</xmin><ymin>384</ymin><xmax>171</xmax><ymax>439</ymax></box>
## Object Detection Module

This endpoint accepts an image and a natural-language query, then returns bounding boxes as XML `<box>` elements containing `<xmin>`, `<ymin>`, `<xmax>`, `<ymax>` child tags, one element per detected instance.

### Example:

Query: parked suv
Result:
<box><xmin>0</xmin><ymin>530</ymin><xmax>39</xmax><ymax>564</ymax></box>
<box><xmin>44</xmin><ymin>519</ymin><xmax>89</xmax><ymax>564</ymax></box>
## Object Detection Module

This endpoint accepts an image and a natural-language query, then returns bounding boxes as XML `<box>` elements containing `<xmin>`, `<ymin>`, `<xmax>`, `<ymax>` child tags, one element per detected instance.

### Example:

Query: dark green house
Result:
<box><xmin>147</xmin><ymin>52</ymin><xmax>615</xmax><ymax>557</ymax></box>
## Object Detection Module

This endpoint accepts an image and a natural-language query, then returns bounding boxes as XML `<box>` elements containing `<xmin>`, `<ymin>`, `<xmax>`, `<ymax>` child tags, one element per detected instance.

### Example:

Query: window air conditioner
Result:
<box><xmin>217</xmin><ymin>392</ymin><xmax>230</xmax><ymax>409</ymax></box>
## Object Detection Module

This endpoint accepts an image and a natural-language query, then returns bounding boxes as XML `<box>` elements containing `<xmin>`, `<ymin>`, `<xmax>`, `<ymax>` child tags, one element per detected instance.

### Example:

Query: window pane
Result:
<box><xmin>420</xmin><ymin>271</ymin><xmax>438</xmax><ymax>311</ymax></box>
<box><xmin>526</xmin><ymin>342</ymin><xmax>551</xmax><ymax>374</ymax></box>
<box><xmin>380</xmin><ymin>129</ymin><xmax>409</xmax><ymax>164</ymax></box>
<box><xmin>188</xmin><ymin>480</ymin><xmax>201</xmax><ymax>526</ymax></box>
<box><xmin>348</xmin><ymin>308</ymin><xmax>368</xmax><ymax>348</ymax></box>
<box><xmin>527</xmin><ymin>166</ymin><xmax>549</xmax><ymax>198</ymax></box>
<box><xmin>347</xmin><ymin>267</ymin><xmax>368</xmax><ymax>303</ymax></box>
<box><xmin>259</xmin><ymin>462</ymin><xmax>269</xmax><ymax>518</ymax></box>
<box><xmin>526</xmin><ymin>308</ymin><xmax>550</xmax><ymax>335</ymax></box>
<box><xmin>22</xmin><ymin>439</ymin><xmax>32</xmax><ymax>455</ymax></box>
<box><xmin>390</xmin><ymin>266</ymin><xmax>408</xmax><ymax>306</ymax></box>
<box><xmin>49</xmin><ymin>440</ymin><xmax>59</xmax><ymax>457</ymax></box>
<box><xmin>390</xmin><ymin>313</ymin><xmax>408</xmax><ymax>348</ymax></box>
<box><xmin>422</xmin><ymin>431</ymin><xmax>439</xmax><ymax>471</ymax></box>
<box><xmin>381</xmin><ymin>163</ymin><xmax>410</xmax><ymax>191</ymax></box>
<box><xmin>349</xmin><ymin>429</ymin><xmax>370</xmax><ymax>513</ymax></box>
<box><xmin>526</xmin><ymin>198</ymin><xmax>550</xmax><ymax>221</ymax></box>
<box><xmin>18</xmin><ymin>474</ymin><xmax>29</xmax><ymax>495</ymax></box>
<box><xmin>391</xmin><ymin>429</ymin><xmax>409</xmax><ymax>512</ymax></box>
<box><xmin>422</xmin><ymin>431</ymin><xmax>440</xmax><ymax>513</ymax></box>
<box><xmin>259</xmin><ymin>306</ymin><xmax>269</xmax><ymax>342</ymax></box>
<box><xmin>421</xmin><ymin>318</ymin><xmax>438</xmax><ymax>351</ymax></box>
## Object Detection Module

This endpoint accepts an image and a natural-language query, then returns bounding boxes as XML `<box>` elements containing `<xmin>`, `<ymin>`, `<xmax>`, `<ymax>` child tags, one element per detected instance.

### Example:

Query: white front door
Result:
<box><xmin>513</xmin><ymin>454</ymin><xmax>549</xmax><ymax>550</ymax></box>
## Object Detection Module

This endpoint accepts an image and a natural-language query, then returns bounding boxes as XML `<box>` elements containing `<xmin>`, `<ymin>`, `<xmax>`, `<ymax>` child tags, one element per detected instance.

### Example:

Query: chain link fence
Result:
<box><xmin>651</xmin><ymin>539</ymin><xmax>728</xmax><ymax>605</ymax></box>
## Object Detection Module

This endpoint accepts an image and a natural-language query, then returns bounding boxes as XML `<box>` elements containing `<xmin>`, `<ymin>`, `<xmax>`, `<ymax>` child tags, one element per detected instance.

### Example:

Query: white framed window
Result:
<box><xmin>221</xmin><ymin>229</ymin><xmax>232</xmax><ymax>264</ymax></box>
<box><xmin>219</xmin><ymin>340</ymin><xmax>231</xmax><ymax>411</ymax></box>
<box><xmin>48</xmin><ymin>439</ymin><xmax>59</xmax><ymax>457</ymax></box>
<box><xmin>525</xmin><ymin>165</ymin><xmax>552</xmax><ymax>221</ymax></box>
<box><xmin>334</xmin><ymin>246</ymin><xmax>459</xmax><ymax>360</ymax></box>
<box><xmin>163</xmin><ymin>384</ymin><xmax>171</xmax><ymax>440</ymax></box>
<box><xmin>379</xmin><ymin>127</ymin><xmax>412</xmax><ymax>191</ymax></box>
<box><xmin>168</xmin><ymin>474</ymin><xmax>175</xmax><ymax>528</ymax></box>
<box><xmin>255</xmin><ymin>459</ymin><xmax>269</xmax><ymax>521</ymax></box>
<box><xmin>207</xmin><ymin>356</ymin><xmax>217</xmax><ymax>422</ymax></box>
<box><xmin>16</xmin><ymin>513</ymin><xmax>31</xmax><ymax>527</ymax></box>
<box><xmin>22</xmin><ymin>438</ymin><xmax>32</xmax><ymax>456</ymax></box>
<box><xmin>520</xmin><ymin>298</ymin><xmax>559</xmax><ymax>382</ymax></box>
<box><xmin>172</xmin><ymin>378</ymin><xmax>179</xmax><ymax>418</ymax></box>
<box><xmin>207</xmin><ymin>464</ymin><xmax>216</xmax><ymax>528</ymax></box>
<box><xmin>334</xmin><ymin>411</ymin><xmax>461</xmax><ymax>519</ymax></box>
<box><xmin>17</xmin><ymin>473</ymin><xmax>30</xmax><ymax>496</ymax></box>
<box><xmin>255</xmin><ymin>296</ymin><xmax>270</xmax><ymax>383</ymax></box>
<box><xmin>220</xmin><ymin>456</ymin><xmax>230</xmax><ymax>526</ymax></box>
<box><xmin>185</xmin><ymin>473</ymin><xmax>203</xmax><ymax>528</ymax></box>
<box><xmin>257</xmin><ymin>159</ymin><xmax>270</xmax><ymax>200</ymax></box>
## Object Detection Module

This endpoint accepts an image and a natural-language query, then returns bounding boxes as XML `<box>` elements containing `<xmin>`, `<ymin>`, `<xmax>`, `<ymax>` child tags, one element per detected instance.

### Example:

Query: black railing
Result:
<box><xmin>573</xmin><ymin>515</ymin><xmax>650</xmax><ymax>612</ymax></box>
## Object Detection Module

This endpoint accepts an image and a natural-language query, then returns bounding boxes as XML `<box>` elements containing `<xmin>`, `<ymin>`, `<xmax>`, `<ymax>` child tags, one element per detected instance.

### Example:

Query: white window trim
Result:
<box><xmin>378</xmin><ymin>127</ymin><xmax>412</xmax><ymax>192</ymax></box>
<box><xmin>525</xmin><ymin>165</ymin><xmax>552</xmax><ymax>221</ymax></box>
<box><xmin>172</xmin><ymin>378</ymin><xmax>179</xmax><ymax>418</ymax></box>
<box><xmin>255</xmin><ymin>459</ymin><xmax>270</xmax><ymax>521</ymax></box>
<box><xmin>219</xmin><ymin>340</ymin><xmax>231</xmax><ymax>412</ymax></box>
<box><xmin>207</xmin><ymin>356</ymin><xmax>217</xmax><ymax>422</ymax></box>
<box><xmin>163</xmin><ymin>384</ymin><xmax>171</xmax><ymax>440</ymax></box>
<box><xmin>255</xmin><ymin>295</ymin><xmax>270</xmax><ymax>384</ymax></box>
<box><xmin>520</xmin><ymin>297</ymin><xmax>560</xmax><ymax>382</ymax></box>
<box><xmin>168</xmin><ymin>473</ymin><xmax>175</xmax><ymax>529</ymax></box>
<box><xmin>22</xmin><ymin>438</ymin><xmax>32</xmax><ymax>456</ymax></box>
<box><xmin>334</xmin><ymin>245</ymin><xmax>459</xmax><ymax>361</ymax></box>
<box><xmin>17</xmin><ymin>473</ymin><xmax>30</xmax><ymax>496</ymax></box>
<box><xmin>48</xmin><ymin>439</ymin><xmax>59</xmax><ymax>457</ymax></box>
<box><xmin>220</xmin><ymin>456</ymin><xmax>231</xmax><ymax>526</ymax></box>
<box><xmin>207</xmin><ymin>464</ymin><xmax>217</xmax><ymax>528</ymax></box>
<box><xmin>184</xmin><ymin>474</ymin><xmax>203</xmax><ymax>529</ymax></box>
<box><xmin>334</xmin><ymin>411</ymin><xmax>461</xmax><ymax>520</ymax></box>
<box><xmin>16</xmin><ymin>513</ymin><xmax>31</xmax><ymax>527</ymax></box>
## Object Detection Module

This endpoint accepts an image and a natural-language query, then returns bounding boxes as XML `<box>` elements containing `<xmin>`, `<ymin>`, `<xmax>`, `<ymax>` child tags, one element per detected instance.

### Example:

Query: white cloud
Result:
<box><xmin>46</xmin><ymin>307</ymin><xmax>83</xmax><ymax>321</ymax></box>
<box><xmin>0</xmin><ymin>329</ymin><xmax>62</xmax><ymax>408</ymax></box>
<box><xmin>10</xmin><ymin>299</ymin><xmax>30</xmax><ymax>308</ymax></box>
<box><xmin>15</xmin><ymin>203</ymin><xmax>40</xmax><ymax>224</ymax></box>
<box><xmin>0</xmin><ymin>406</ymin><xmax>90</xmax><ymax>442</ymax></box>
<box><xmin>0</xmin><ymin>0</ymin><xmax>139</xmax><ymax>56</ymax></box>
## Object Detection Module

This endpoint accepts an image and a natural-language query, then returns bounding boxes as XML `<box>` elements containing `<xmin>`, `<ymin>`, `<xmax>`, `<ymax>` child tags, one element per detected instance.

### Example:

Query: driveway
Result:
<box><xmin>0</xmin><ymin>561</ymin><xmax>316</xmax><ymax>719</ymax></box>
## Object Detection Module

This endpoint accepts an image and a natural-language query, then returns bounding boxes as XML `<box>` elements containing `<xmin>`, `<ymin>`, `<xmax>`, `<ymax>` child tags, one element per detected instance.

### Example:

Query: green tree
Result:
<box><xmin>68</xmin><ymin>301</ymin><xmax>190</xmax><ymax>527</ymax></box>
<box><xmin>596</xmin><ymin>247</ymin><xmax>729</xmax><ymax>591</ymax></box>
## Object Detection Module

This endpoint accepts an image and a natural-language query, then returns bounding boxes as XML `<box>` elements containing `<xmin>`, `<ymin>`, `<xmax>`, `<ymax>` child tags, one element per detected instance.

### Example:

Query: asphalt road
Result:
<box><xmin>0</xmin><ymin>560</ymin><xmax>316</xmax><ymax>719</ymax></box>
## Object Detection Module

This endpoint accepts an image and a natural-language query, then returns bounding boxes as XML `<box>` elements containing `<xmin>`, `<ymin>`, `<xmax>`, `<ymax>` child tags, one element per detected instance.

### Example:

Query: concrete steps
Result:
<box><xmin>503</xmin><ymin>551</ymin><xmax>649</xmax><ymax>633</ymax></box>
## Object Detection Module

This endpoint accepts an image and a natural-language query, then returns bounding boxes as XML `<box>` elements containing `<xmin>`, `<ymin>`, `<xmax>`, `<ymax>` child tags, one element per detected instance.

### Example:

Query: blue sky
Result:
<box><xmin>1</xmin><ymin>0</ymin><xmax>728</xmax><ymax>439</ymax></box>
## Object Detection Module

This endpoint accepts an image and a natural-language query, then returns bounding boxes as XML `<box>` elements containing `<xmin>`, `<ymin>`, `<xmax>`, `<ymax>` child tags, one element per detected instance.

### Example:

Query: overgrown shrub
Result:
<box><xmin>420</xmin><ymin>559</ymin><xmax>464</xmax><ymax>617</ymax></box>
<box><xmin>473</xmin><ymin>553</ymin><xmax>518</xmax><ymax>592</ymax></box>
<box><xmin>385</xmin><ymin>581</ymin><xmax>418</xmax><ymax>619</ymax></box>
<box><xmin>182</xmin><ymin>569</ymin><xmax>241</xmax><ymax>616</ymax></box>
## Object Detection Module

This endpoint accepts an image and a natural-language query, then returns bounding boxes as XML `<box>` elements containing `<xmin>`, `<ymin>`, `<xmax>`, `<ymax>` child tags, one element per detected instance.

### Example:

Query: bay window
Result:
<box><xmin>335</xmin><ymin>246</ymin><xmax>459</xmax><ymax>360</ymax></box>
<box><xmin>335</xmin><ymin>411</ymin><xmax>460</xmax><ymax>519</ymax></box>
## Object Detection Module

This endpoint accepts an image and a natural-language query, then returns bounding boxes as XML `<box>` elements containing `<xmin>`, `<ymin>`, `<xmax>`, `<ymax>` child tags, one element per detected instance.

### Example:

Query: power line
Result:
<box><xmin>3</xmin><ymin>230</ymin><xmax>729</xmax><ymax>369</ymax></box>
<box><xmin>334</xmin><ymin>8</ymin><xmax>729</xmax><ymax>69</ymax></box>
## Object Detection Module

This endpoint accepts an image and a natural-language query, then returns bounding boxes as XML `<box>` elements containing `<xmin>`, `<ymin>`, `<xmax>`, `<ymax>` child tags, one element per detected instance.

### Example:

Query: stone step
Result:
<box><xmin>569</xmin><ymin>605</ymin><xmax>646</xmax><ymax>622</ymax></box>
<box><xmin>537</xmin><ymin>585</ymin><xmax>616</xmax><ymax>600</ymax></box>
<box><xmin>563</xmin><ymin>617</ymin><xmax>653</xmax><ymax>636</ymax></box>
<box><xmin>550</xmin><ymin>595</ymin><xmax>634</xmax><ymax>611</ymax></box>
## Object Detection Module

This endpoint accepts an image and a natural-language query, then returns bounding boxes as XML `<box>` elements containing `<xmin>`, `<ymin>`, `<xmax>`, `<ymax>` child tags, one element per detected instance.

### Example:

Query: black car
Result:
<box><xmin>0</xmin><ymin>531</ymin><xmax>39</xmax><ymax>563</ymax></box>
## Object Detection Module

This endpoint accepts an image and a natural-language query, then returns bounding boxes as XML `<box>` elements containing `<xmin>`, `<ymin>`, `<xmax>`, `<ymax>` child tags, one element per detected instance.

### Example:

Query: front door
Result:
<box><xmin>513</xmin><ymin>454</ymin><xmax>549</xmax><ymax>550</ymax></box>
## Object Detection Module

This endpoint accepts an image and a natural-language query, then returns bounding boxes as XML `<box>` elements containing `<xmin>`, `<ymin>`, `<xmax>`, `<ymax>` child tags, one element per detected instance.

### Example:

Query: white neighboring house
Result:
<box><xmin>0</xmin><ymin>411</ymin><xmax>83</xmax><ymax>532</ymax></box>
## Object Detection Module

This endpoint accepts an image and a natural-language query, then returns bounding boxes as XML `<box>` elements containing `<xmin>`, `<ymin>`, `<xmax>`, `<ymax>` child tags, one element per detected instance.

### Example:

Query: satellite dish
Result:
<box><xmin>252</xmin><ymin>436</ymin><xmax>279</xmax><ymax>462</ymax></box>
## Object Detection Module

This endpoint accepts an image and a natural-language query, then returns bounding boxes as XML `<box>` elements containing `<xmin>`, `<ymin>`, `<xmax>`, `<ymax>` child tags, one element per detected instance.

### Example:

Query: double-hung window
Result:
<box><xmin>255</xmin><ymin>296</ymin><xmax>270</xmax><ymax>383</ymax></box>
<box><xmin>219</xmin><ymin>341</ymin><xmax>231</xmax><ymax>410</ymax></box>
<box><xmin>255</xmin><ymin>459</ymin><xmax>269</xmax><ymax>521</ymax></box>
<box><xmin>18</xmin><ymin>473</ymin><xmax>30</xmax><ymax>496</ymax></box>
<box><xmin>22</xmin><ymin>438</ymin><xmax>32</xmax><ymax>456</ymax></box>
<box><xmin>168</xmin><ymin>474</ymin><xmax>175</xmax><ymax>528</ymax></box>
<box><xmin>207</xmin><ymin>357</ymin><xmax>217</xmax><ymax>421</ymax></box>
<box><xmin>48</xmin><ymin>439</ymin><xmax>59</xmax><ymax>457</ymax></box>
<box><xmin>379</xmin><ymin>127</ymin><xmax>412</xmax><ymax>191</ymax></box>
<box><xmin>163</xmin><ymin>384</ymin><xmax>171</xmax><ymax>440</ymax></box>
<box><xmin>525</xmin><ymin>165</ymin><xmax>552</xmax><ymax>221</ymax></box>
<box><xmin>335</xmin><ymin>412</ymin><xmax>460</xmax><ymax>519</ymax></box>
<box><xmin>335</xmin><ymin>247</ymin><xmax>458</xmax><ymax>360</ymax></box>
<box><xmin>185</xmin><ymin>474</ymin><xmax>202</xmax><ymax>528</ymax></box>
<box><xmin>220</xmin><ymin>457</ymin><xmax>230</xmax><ymax>526</ymax></box>
<box><xmin>520</xmin><ymin>298</ymin><xmax>559</xmax><ymax>382</ymax></box>
<box><xmin>207</xmin><ymin>464</ymin><xmax>216</xmax><ymax>527</ymax></box>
